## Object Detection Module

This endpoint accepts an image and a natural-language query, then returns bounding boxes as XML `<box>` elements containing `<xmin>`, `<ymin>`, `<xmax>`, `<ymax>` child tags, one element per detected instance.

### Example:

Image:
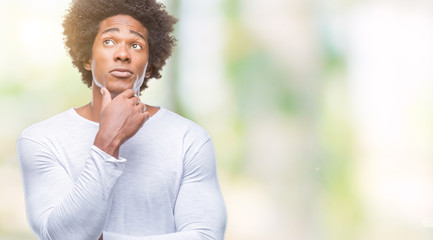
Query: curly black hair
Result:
<box><xmin>62</xmin><ymin>0</ymin><xmax>177</xmax><ymax>91</ymax></box>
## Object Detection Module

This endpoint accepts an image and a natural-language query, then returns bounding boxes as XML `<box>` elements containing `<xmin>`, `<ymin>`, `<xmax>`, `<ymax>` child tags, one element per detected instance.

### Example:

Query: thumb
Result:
<box><xmin>100</xmin><ymin>87</ymin><xmax>112</xmax><ymax>110</ymax></box>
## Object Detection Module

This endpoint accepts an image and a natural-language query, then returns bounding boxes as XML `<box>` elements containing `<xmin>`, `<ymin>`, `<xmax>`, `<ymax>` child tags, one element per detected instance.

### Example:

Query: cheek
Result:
<box><xmin>138</xmin><ymin>64</ymin><xmax>148</xmax><ymax>76</ymax></box>
<box><xmin>135</xmin><ymin>56</ymin><xmax>149</xmax><ymax>71</ymax></box>
<box><xmin>92</xmin><ymin>44</ymin><xmax>111</xmax><ymax>62</ymax></box>
<box><xmin>95</xmin><ymin>51</ymin><xmax>111</xmax><ymax>63</ymax></box>
<box><xmin>92</xmin><ymin>59</ymin><xmax>109</xmax><ymax>75</ymax></box>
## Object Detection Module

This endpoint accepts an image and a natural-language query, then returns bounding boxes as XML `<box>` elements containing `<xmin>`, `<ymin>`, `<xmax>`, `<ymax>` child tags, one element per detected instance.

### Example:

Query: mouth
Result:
<box><xmin>110</xmin><ymin>68</ymin><xmax>133</xmax><ymax>78</ymax></box>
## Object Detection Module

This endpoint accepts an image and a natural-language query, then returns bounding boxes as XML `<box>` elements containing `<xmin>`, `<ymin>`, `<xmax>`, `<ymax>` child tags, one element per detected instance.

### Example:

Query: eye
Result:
<box><xmin>131</xmin><ymin>43</ymin><xmax>142</xmax><ymax>50</ymax></box>
<box><xmin>103</xmin><ymin>39</ymin><xmax>115</xmax><ymax>46</ymax></box>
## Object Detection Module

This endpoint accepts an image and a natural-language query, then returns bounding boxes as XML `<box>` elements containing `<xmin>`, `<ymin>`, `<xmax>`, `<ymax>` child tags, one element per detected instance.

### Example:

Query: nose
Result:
<box><xmin>114</xmin><ymin>44</ymin><xmax>131</xmax><ymax>63</ymax></box>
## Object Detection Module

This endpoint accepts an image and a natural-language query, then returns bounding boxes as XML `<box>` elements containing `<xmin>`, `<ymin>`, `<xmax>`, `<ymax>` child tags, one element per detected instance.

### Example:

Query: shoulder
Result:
<box><xmin>151</xmin><ymin>107</ymin><xmax>213</xmax><ymax>157</ymax></box>
<box><xmin>154</xmin><ymin>107</ymin><xmax>210</xmax><ymax>141</ymax></box>
<box><xmin>18</xmin><ymin>109</ymin><xmax>76</xmax><ymax>142</ymax></box>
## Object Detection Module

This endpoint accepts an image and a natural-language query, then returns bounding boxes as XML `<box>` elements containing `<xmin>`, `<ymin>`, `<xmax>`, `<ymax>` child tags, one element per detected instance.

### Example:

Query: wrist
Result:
<box><xmin>94</xmin><ymin>131</ymin><xmax>122</xmax><ymax>158</ymax></box>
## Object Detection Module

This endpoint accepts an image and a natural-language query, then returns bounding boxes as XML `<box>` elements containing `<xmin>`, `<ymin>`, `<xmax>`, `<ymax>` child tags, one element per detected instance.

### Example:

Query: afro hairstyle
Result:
<box><xmin>62</xmin><ymin>0</ymin><xmax>177</xmax><ymax>91</ymax></box>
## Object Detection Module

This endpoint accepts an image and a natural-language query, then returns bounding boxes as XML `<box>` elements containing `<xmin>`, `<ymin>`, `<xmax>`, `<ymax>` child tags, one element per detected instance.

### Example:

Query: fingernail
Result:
<box><xmin>100</xmin><ymin>88</ymin><xmax>104</xmax><ymax>95</ymax></box>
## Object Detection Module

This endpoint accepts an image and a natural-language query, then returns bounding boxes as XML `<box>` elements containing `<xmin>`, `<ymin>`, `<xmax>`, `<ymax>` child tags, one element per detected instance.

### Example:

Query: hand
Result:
<box><xmin>94</xmin><ymin>88</ymin><xmax>150</xmax><ymax>158</ymax></box>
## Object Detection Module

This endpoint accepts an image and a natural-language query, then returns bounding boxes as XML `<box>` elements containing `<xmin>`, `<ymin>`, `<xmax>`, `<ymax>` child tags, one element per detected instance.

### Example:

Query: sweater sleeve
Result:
<box><xmin>17</xmin><ymin>137</ymin><xmax>126</xmax><ymax>240</ymax></box>
<box><xmin>102</xmin><ymin>138</ymin><xmax>227</xmax><ymax>240</ymax></box>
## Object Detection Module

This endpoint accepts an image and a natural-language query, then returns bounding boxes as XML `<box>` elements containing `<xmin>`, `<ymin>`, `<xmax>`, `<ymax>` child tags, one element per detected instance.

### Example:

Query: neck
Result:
<box><xmin>75</xmin><ymin>82</ymin><xmax>104</xmax><ymax>123</ymax></box>
<box><xmin>75</xmin><ymin>82</ymin><xmax>159</xmax><ymax>123</ymax></box>
<box><xmin>90</xmin><ymin>82</ymin><xmax>104</xmax><ymax>122</ymax></box>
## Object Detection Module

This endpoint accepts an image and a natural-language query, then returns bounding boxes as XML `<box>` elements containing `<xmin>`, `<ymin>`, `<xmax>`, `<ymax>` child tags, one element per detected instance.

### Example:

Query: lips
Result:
<box><xmin>110</xmin><ymin>68</ymin><xmax>133</xmax><ymax>78</ymax></box>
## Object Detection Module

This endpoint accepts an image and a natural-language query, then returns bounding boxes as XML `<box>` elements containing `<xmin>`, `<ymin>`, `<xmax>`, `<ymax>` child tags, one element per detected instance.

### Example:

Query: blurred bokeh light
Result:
<box><xmin>1</xmin><ymin>0</ymin><xmax>433</xmax><ymax>239</ymax></box>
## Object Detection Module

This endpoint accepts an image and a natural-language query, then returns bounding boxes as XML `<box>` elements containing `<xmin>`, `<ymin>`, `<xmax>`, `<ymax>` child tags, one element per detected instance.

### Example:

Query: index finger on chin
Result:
<box><xmin>120</xmin><ymin>89</ymin><xmax>135</xmax><ymax>98</ymax></box>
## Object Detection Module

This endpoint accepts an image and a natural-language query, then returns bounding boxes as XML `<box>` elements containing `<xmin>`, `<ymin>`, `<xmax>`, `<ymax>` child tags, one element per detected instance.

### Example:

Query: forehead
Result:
<box><xmin>98</xmin><ymin>15</ymin><xmax>147</xmax><ymax>35</ymax></box>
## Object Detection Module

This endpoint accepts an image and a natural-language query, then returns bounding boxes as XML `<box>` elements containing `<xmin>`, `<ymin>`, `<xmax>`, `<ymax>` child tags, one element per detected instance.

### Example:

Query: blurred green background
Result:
<box><xmin>1</xmin><ymin>0</ymin><xmax>433</xmax><ymax>239</ymax></box>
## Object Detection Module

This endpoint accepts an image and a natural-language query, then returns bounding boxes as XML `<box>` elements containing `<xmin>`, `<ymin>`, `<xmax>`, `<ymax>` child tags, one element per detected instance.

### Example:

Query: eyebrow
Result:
<box><xmin>101</xmin><ymin>28</ymin><xmax>146</xmax><ymax>41</ymax></box>
<box><xmin>130</xmin><ymin>30</ymin><xmax>146</xmax><ymax>41</ymax></box>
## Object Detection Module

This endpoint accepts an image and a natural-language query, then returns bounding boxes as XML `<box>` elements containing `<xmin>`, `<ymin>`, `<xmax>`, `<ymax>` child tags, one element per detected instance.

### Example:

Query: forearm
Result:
<box><xmin>18</xmin><ymin>137</ymin><xmax>126</xmax><ymax>240</ymax></box>
<box><xmin>102</xmin><ymin>139</ymin><xmax>227</xmax><ymax>240</ymax></box>
<box><xmin>94</xmin><ymin>130</ymin><xmax>122</xmax><ymax>159</ymax></box>
<box><xmin>43</xmin><ymin>148</ymin><xmax>123</xmax><ymax>239</ymax></box>
<box><xmin>102</xmin><ymin>231</ymin><xmax>206</xmax><ymax>240</ymax></box>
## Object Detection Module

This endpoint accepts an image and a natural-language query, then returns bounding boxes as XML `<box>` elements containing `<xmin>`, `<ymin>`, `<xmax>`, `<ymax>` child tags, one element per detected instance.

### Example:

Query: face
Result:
<box><xmin>85</xmin><ymin>15</ymin><xmax>151</xmax><ymax>96</ymax></box>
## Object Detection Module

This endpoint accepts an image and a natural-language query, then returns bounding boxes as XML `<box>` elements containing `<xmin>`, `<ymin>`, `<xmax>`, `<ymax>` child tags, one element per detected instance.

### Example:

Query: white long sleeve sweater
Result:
<box><xmin>17</xmin><ymin>107</ymin><xmax>226</xmax><ymax>240</ymax></box>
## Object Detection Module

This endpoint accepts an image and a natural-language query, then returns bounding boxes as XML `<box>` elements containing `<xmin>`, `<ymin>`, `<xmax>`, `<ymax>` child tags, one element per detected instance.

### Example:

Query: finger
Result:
<box><xmin>143</xmin><ymin>111</ymin><xmax>151</xmax><ymax>121</ymax></box>
<box><xmin>132</xmin><ymin>96</ymin><xmax>141</xmax><ymax>105</ymax></box>
<box><xmin>137</xmin><ymin>110</ymin><xmax>150</xmax><ymax>128</ymax></box>
<box><xmin>100</xmin><ymin>87</ymin><xmax>112</xmax><ymax>110</ymax></box>
<box><xmin>120</xmin><ymin>89</ymin><xmax>135</xmax><ymax>98</ymax></box>
<box><xmin>137</xmin><ymin>103</ymin><xmax>146</xmax><ymax>112</ymax></box>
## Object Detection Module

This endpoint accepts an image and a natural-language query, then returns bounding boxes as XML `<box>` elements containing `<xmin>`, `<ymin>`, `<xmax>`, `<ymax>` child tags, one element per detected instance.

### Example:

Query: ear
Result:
<box><xmin>145</xmin><ymin>65</ymin><xmax>152</xmax><ymax>78</ymax></box>
<box><xmin>84</xmin><ymin>60</ymin><xmax>91</xmax><ymax>71</ymax></box>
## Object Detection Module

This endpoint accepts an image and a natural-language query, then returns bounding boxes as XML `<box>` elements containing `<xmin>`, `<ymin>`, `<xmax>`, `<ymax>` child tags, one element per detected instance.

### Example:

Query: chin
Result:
<box><xmin>108</xmin><ymin>83</ymin><xmax>133</xmax><ymax>94</ymax></box>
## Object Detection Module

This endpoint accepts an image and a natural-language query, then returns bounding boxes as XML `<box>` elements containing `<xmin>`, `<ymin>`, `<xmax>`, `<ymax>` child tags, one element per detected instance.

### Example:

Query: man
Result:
<box><xmin>16</xmin><ymin>0</ymin><xmax>227</xmax><ymax>239</ymax></box>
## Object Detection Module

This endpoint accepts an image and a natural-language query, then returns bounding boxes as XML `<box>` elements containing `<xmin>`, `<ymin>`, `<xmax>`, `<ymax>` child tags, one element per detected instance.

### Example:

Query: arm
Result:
<box><xmin>102</xmin><ymin>138</ymin><xmax>227</xmax><ymax>240</ymax></box>
<box><xmin>17</xmin><ymin>138</ymin><xmax>126</xmax><ymax>240</ymax></box>
<box><xmin>17</xmin><ymin>89</ymin><xmax>149</xmax><ymax>240</ymax></box>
